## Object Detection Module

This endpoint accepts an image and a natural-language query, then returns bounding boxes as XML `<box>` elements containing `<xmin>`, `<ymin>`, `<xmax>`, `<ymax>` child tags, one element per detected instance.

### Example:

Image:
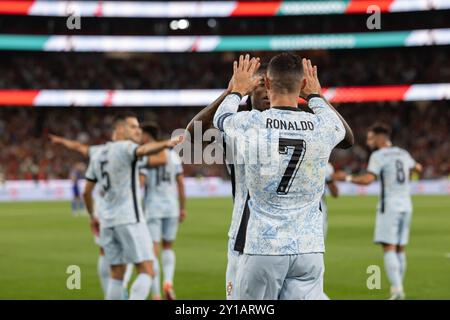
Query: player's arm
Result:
<box><xmin>213</xmin><ymin>54</ymin><xmax>261</xmax><ymax>131</ymax></box>
<box><xmin>327</xmin><ymin>180</ymin><xmax>339</xmax><ymax>197</ymax></box>
<box><xmin>83</xmin><ymin>180</ymin><xmax>100</xmax><ymax>236</ymax></box>
<box><xmin>413</xmin><ymin>163</ymin><xmax>423</xmax><ymax>173</ymax></box>
<box><xmin>49</xmin><ymin>134</ymin><xmax>90</xmax><ymax>157</ymax></box>
<box><xmin>333</xmin><ymin>171</ymin><xmax>376</xmax><ymax>186</ymax></box>
<box><xmin>176</xmin><ymin>174</ymin><xmax>187</xmax><ymax>223</ymax></box>
<box><xmin>147</xmin><ymin>150</ymin><xmax>168</xmax><ymax>167</ymax></box>
<box><xmin>300</xmin><ymin>59</ymin><xmax>354</xmax><ymax>149</ymax></box>
<box><xmin>185</xmin><ymin>82</ymin><xmax>232</xmax><ymax>145</ymax></box>
<box><xmin>135</xmin><ymin>136</ymin><xmax>183</xmax><ymax>158</ymax></box>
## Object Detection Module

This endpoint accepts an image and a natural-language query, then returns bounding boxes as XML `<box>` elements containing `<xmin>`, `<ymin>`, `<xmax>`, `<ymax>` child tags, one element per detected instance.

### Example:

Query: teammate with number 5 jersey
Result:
<box><xmin>213</xmin><ymin>53</ymin><xmax>354</xmax><ymax>300</ymax></box>
<box><xmin>83</xmin><ymin>113</ymin><xmax>182</xmax><ymax>300</ymax></box>
<box><xmin>334</xmin><ymin>124</ymin><xmax>422</xmax><ymax>300</ymax></box>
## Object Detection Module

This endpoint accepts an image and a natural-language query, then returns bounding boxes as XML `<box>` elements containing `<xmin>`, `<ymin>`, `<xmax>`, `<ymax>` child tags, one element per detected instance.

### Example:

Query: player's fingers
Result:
<box><xmin>239</xmin><ymin>55</ymin><xmax>244</xmax><ymax>71</ymax></box>
<box><xmin>248</xmin><ymin>57</ymin><xmax>259</xmax><ymax>74</ymax></box>
<box><xmin>313</xmin><ymin>65</ymin><xmax>318</xmax><ymax>80</ymax></box>
<box><xmin>233</xmin><ymin>60</ymin><xmax>238</xmax><ymax>74</ymax></box>
<box><xmin>307</xmin><ymin>59</ymin><xmax>314</xmax><ymax>78</ymax></box>
<box><xmin>302</xmin><ymin>58</ymin><xmax>310</xmax><ymax>79</ymax></box>
<box><xmin>243</xmin><ymin>53</ymin><xmax>250</xmax><ymax>71</ymax></box>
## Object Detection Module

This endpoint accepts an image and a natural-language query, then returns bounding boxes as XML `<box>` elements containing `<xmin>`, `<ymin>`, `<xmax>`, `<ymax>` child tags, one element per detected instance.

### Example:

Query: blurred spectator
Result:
<box><xmin>0</xmin><ymin>101</ymin><xmax>448</xmax><ymax>180</ymax></box>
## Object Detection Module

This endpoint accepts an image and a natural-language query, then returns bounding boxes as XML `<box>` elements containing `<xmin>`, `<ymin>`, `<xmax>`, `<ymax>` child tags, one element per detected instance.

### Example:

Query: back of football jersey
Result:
<box><xmin>141</xmin><ymin>149</ymin><xmax>182</xmax><ymax>219</ymax></box>
<box><xmin>86</xmin><ymin>140</ymin><xmax>143</xmax><ymax>227</ymax></box>
<box><xmin>368</xmin><ymin>146</ymin><xmax>416</xmax><ymax>212</ymax></box>
<box><xmin>240</xmin><ymin>106</ymin><xmax>345</xmax><ymax>255</ymax></box>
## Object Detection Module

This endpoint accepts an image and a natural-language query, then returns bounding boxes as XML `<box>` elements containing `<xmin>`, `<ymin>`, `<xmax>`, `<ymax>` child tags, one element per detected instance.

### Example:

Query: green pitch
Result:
<box><xmin>0</xmin><ymin>196</ymin><xmax>449</xmax><ymax>300</ymax></box>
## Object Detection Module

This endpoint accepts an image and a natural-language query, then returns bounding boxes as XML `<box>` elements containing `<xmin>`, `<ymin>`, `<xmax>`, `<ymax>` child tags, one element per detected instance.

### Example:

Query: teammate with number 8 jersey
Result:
<box><xmin>334</xmin><ymin>123</ymin><xmax>422</xmax><ymax>300</ymax></box>
<box><xmin>213</xmin><ymin>53</ymin><xmax>354</xmax><ymax>300</ymax></box>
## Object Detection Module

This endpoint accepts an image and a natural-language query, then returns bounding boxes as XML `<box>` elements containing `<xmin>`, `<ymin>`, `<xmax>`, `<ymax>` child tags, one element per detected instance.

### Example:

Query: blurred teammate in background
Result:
<box><xmin>83</xmin><ymin>113</ymin><xmax>181</xmax><ymax>300</ymax></box>
<box><xmin>334</xmin><ymin>124</ymin><xmax>422</xmax><ymax>300</ymax></box>
<box><xmin>186</xmin><ymin>64</ymin><xmax>270</xmax><ymax>299</ymax></box>
<box><xmin>137</xmin><ymin>123</ymin><xmax>186</xmax><ymax>300</ymax></box>
<box><xmin>213</xmin><ymin>54</ymin><xmax>353</xmax><ymax>299</ymax></box>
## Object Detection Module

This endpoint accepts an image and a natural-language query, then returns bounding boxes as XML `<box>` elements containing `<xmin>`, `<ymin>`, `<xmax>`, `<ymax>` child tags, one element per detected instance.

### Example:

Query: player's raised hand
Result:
<box><xmin>300</xmin><ymin>58</ymin><xmax>322</xmax><ymax>99</ymax></box>
<box><xmin>230</xmin><ymin>54</ymin><xmax>261</xmax><ymax>97</ymax></box>
<box><xmin>49</xmin><ymin>134</ymin><xmax>64</xmax><ymax>145</ymax></box>
<box><xmin>167</xmin><ymin>135</ymin><xmax>184</xmax><ymax>148</ymax></box>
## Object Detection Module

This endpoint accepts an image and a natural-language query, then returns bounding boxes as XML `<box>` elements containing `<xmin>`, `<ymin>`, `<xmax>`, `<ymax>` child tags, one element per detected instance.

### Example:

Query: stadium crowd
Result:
<box><xmin>0</xmin><ymin>48</ymin><xmax>449</xmax><ymax>89</ymax></box>
<box><xmin>0</xmin><ymin>101</ymin><xmax>448</xmax><ymax>181</ymax></box>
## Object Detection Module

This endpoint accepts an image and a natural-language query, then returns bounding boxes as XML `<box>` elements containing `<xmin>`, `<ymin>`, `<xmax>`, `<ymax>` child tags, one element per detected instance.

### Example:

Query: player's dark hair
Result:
<box><xmin>114</xmin><ymin>112</ymin><xmax>138</xmax><ymax>128</ymax></box>
<box><xmin>141</xmin><ymin>121</ymin><xmax>160</xmax><ymax>140</ymax></box>
<box><xmin>369</xmin><ymin>123</ymin><xmax>391</xmax><ymax>137</ymax></box>
<box><xmin>267</xmin><ymin>53</ymin><xmax>303</xmax><ymax>94</ymax></box>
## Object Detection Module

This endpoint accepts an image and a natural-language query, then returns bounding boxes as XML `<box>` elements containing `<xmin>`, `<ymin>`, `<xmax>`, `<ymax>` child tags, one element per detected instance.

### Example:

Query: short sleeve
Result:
<box><xmin>88</xmin><ymin>145</ymin><xmax>100</xmax><ymax>158</ymax></box>
<box><xmin>118</xmin><ymin>140</ymin><xmax>139</xmax><ymax>162</ymax></box>
<box><xmin>367</xmin><ymin>152</ymin><xmax>383</xmax><ymax>178</ymax></box>
<box><xmin>173</xmin><ymin>153</ymin><xmax>183</xmax><ymax>175</ymax></box>
<box><xmin>85</xmin><ymin>161</ymin><xmax>97</xmax><ymax>182</ymax></box>
<box><xmin>325</xmin><ymin>164</ymin><xmax>334</xmax><ymax>183</ymax></box>
<box><xmin>138</xmin><ymin>156</ymin><xmax>148</xmax><ymax>176</ymax></box>
<box><xmin>406</xmin><ymin>152</ymin><xmax>416</xmax><ymax>169</ymax></box>
<box><xmin>308</xmin><ymin>97</ymin><xmax>345</xmax><ymax>148</ymax></box>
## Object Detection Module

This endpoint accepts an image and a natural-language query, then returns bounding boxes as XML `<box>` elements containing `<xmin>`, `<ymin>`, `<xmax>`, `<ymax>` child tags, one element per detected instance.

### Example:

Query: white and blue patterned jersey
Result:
<box><xmin>214</xmin><ymin>94</ymin><xmax>345</xmax><ymax>255</ymax></box>
<box><xmin>85</xmin><ymin>140</ymin><xmax>144</xmax><ymax>228</ymax></box>
<box><xmin>320</xmin><ymin>163</ymin><xmax>335</xmax><ymax>215</ymax></box>
<box><xmin>222</xmin><ymin>132</ymin><xmax>250</xmax><ymax>242</ymax></box>
<box><xmin>88</xmin><ymin>144</ymin><xmax>103</xmax><ymax>158</ymax></box>
<box><xmin>139</xmin><ymin>149</ymin><xmax>183</xmax><ymax>219</ymax></box>
<box><xmin>86</xmin><ymin>144</ymin><xmax>106</xmax><ymax>219</ymax></box>
<box><xmin>367</xmin><ymin>146</ymin><xmax>416</xmax><ymax>213</ymax></box>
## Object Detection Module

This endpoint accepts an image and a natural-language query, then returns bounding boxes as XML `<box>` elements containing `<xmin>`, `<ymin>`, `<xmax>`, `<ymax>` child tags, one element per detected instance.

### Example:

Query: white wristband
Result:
<box><xmin>345</xmin><ymin>175</ymin><xmax>353</xmax><ymax>183</ymax></box>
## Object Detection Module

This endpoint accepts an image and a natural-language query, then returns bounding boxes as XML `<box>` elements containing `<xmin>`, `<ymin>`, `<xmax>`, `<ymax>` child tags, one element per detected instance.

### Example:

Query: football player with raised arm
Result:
<box><xmin>83</xmin><ymin>113</ymin><xmax>181</xmax><ymax>300</ymax></box>
<box><xmin>212</xmin><ymin>54</ymin><xmax>353</xmax><ymax>300</ymax></box>
<box><xmin>334</xmin><ymin>124</ymin><xmax>422</xmax><ymax>300</ymax></box>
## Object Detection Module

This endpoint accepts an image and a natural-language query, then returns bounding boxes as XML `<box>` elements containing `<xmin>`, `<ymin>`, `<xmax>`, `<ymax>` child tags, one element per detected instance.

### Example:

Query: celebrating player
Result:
<box><xmin>334</xmin><ymin>124</ymin><xmax>422</xmax><ymax>300</ymax></box>
<box><xmin>212</xmin><ymin>53</ymin><xmax>353</xmax><ymax>299</ymax></box>
<box><xmin>185</xmin><ymin>65</ymin><xmax>270</xmax><ymax>299</ymax></box>
<box><xmin>139</xmin><ymin>122</ymin><xmax>186</xmax><ymax>300</ymax></box>
<box><xmin>83</xmin><ymin>113</ymin><xmax>182</xmax><ymax>300</ymax></box>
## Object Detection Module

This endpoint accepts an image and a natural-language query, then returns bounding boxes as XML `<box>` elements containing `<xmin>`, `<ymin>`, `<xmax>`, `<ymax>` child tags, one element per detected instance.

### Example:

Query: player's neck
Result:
<box><xmin>379</xmin><ymin>141</ymin><xmax>392</xmax><ymax>149</ymax></box>
<box><xmin>269</xmin><ymin>93</ymin><xmax>298</xmax><ymax>109</ymax></box>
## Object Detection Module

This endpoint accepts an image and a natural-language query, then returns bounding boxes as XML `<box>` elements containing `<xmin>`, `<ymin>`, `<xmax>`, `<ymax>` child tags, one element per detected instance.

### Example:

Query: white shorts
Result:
<box><xmin>374</xmin><ymin>210</ymin><xmax>412</xmax><ymax>246</ymax></box>
<box><xmin>225</xmin><ymin>237</ymin><xmax>241</xmax><ymax>300</ymax></box>
<box><xmin>235</xmin><ymin>253</ymin><xmax>326</xmax><ymax>300</ymax></box>
<box><xmin>147</xmin><ymin>217</ymin><xmax>179</xmax><ymax>242</ymax></box>
<box><xmin>100</xmin><ymin>222</ymin><xmax>154</xmax><ymax>266</ymax></box>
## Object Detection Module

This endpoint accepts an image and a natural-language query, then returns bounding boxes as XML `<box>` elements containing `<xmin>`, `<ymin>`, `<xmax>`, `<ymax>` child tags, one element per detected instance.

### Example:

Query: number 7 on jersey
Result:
<box><xmin>276</xmin><ymin>138</ymin><xmax>306</xmax><ymax>195</ymax></box>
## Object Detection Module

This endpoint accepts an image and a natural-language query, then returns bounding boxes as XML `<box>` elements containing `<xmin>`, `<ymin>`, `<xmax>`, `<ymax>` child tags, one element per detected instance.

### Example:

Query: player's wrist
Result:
<box><xmin>306</xmin><ymin>93</ymin><xmax>322</xmax><ymax>101</ymax></box>
<box><xmin>229</xmin><ymin>91</ymin><xmax>244</xmax><ymax>100</ymax></box>
<box><xmin>345</xmin><ymin>175</ymin><xmax>353</xmax><ymax>183</ymax></box>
